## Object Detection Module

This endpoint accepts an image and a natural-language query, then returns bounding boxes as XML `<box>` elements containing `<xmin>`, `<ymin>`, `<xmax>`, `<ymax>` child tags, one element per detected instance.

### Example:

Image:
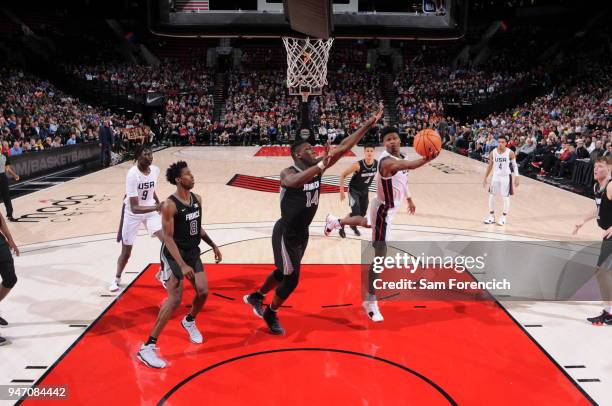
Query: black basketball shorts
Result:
<box><xmin>272</xmin><ymin>220</ymin><xmax>308</xmax><ymax>276</ymax></box>
<box><xmin>349</xmin><ymin>189</ymin><xmax>369</xmax><ymax>217</ymax></box>
<box><xmin>160</xmin><ymin>245</ymin><xmax>203</xmax><ymax>281</ymax></box>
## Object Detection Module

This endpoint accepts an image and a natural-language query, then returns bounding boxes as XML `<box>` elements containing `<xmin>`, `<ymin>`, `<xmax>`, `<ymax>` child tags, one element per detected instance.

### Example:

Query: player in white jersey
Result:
<box><xmin>483</xmin><ymin>136</ymin><xmax>519</xmax><ymax>226</ymax></box>
<box><xmin>110</xmin><ymin>146</ymin><xmax>163</xmax><ymax>291</ymax></box>
<box><xmin>324</xmin><ymin>127</ymin><xmax>438</xmax><ymax>322</ymax></box>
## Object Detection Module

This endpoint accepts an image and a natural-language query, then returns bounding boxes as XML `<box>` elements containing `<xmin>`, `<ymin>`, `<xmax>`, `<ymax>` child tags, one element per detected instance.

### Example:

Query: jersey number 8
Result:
<box><xmin>190</xmin><ymin>219</ymin><xmax>198</xmax><ymax>236</ymax></box>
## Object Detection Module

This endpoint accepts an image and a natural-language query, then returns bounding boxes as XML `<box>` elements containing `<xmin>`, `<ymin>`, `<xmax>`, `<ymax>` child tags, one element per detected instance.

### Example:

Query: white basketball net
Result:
<box><xmin>282</xmin><ymin>37</ymin><xmax>334</xmax><ymax>101</ymax></box>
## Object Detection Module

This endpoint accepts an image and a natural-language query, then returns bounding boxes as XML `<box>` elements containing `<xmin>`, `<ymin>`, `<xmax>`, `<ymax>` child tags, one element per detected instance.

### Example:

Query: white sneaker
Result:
<box><xmin>497</xmin><ymin>216</ymin><xmax>506</xmax><ymax>226</ymax></box>
<box><xmin>363</xmin><ymin>301</ymin><xmax>384</xmax><ymax>322</ymax></box>
<box><xmin>483</xmin><ymin>215</ymin><xmax>495</xmax><ymax>225</ymax></box>
<box><xmin>109</xmin><ymin>279</ymin><xmax>120</xmax><ymax>292</ymax></box>
<box><xmin>137</xmin><ymin>343</ymin><xmax>167</xmax><ymax>368</ymax></box>
<box><xmin>324</xmin><ymin>214</ymin><xmax>341</xmax><ymax>236</ymax></box>
<box><xmin>181</xmin><ymin>316</ymin><xmax>203</xmax><ymax>344</ymax></box>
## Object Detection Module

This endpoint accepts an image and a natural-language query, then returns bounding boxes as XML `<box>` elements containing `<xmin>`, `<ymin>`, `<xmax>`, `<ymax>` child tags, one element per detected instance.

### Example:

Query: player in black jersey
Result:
<box><xmin>338</xmin><ymin>144</ymin><xmax>378</xmax><ymax>238</ymax></box>
<box><xmin>0</xmin><ymin>212</ymin><xmax>19</xmax><ymax>346</ymax></box>
<box><xmin>574</xmin><ymin>157</ymin><xmax>612</xmax><ymax>325</ymax></box>
<box><xmin>244</xmin><ymin>106</ymin><xmax>384</xmax><ymax>335</ymax></box>
<box><xmin>138</xmin><ymin>161</ymin><xmax>222</xmax><ymax>368</ymax></box>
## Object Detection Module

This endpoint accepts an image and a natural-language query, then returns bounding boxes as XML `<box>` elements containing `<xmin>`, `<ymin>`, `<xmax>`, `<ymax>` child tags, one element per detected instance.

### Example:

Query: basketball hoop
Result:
<box><xmin>282</xmin><ymin>37</ymin><xmax>334</xmax><ymax>102</ymax></box>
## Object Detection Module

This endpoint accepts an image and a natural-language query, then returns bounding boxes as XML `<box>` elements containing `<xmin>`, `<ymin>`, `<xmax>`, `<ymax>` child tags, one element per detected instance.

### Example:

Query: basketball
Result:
<box><xmin>414</xmin><ymin>129</ymin><xmax>442</xmax><ymax>158</ymax></box>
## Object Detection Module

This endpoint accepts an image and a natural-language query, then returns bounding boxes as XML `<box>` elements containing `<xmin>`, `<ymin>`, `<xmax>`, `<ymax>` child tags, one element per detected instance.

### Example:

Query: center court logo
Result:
<box><xmin>15</xmin><ymin>194</ymin><xmax>111</xmax><ymax>223</ymax></box>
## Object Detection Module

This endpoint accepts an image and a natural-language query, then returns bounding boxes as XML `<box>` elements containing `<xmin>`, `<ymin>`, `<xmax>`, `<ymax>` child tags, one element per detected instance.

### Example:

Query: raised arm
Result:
<box><xmin>280</xmin><ymin>165</ymin><xmax>324</xmax><ymax>189</ymax></box>
<box><xmin>325</xmin><ymin>104</ymin><xmax>384</xmax><ymax>168</ymax></box>
<box><xmin>380</xmin><ymin>153</ymin><xmax>438</xmax><ymax>178</ymax></box>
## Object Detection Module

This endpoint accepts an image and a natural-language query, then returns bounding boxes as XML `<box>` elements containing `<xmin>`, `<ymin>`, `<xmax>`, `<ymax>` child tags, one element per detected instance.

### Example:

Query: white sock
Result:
<box><xmin>366</xmin><ymin>293</ymin><xmax>377</xmax><ymax>302</ymax></box>
<box><xmin>502</xmin><ymin>197</ymin><xmax>510</xmax><ymax>216</ymax></box>
<box><xmin>605</xmin><ymin>305</ymin><xmax>612</xmax><ymax>313</ymax></box>
<box><xmin>114</xmin><ymin>277</ymin><xmax>120</xmax><ymax>283</ymax></box>
<box><xmin>488</xmin><ymin>194</ymin><xmax>495</xmax><ymax>214</ymax></box>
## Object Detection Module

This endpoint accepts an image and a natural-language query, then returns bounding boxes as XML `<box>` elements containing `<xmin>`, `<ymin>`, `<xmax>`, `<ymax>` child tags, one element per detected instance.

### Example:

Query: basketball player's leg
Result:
<box><xmin>244</xmin><ymin>221</ymin><xmax>285</xmax><ymax>317</ymax></box>
<box><xmin>497</xmin><ymin>176</ymin><xmax>511</xmax><ymax>225</ymax></box>
<box><xmin>0</xmin><ymin>246</ymin><xmax>16</xmax><ymax>302</ymax></box>
<box><xmin>594</xmin><ymin>267</ymin><xmax>612</xmax><ymax>324</ymax></box>
<box><xmin>0</xmin><ymin>243</ymin><xmax>16</xmax><ymax>338</ymax></box>
<box><xmin>114</xmin><ymin>244</ymin><xmax>133</xmax><ymax>280</ymax></box>
<box><xmin>263</xmin><ymin>237</ymin><xmax>306</xmax><ymax>335</ymax></box>
<box><xmin>349</xmin><ymin>191</ymin><xmax>365</xmax><ymax>235</ymax></box>
<box><xmin>485</xmin><ymin>177</ymin><xmax>500</xmax><ymax>224</ymax></box>
<box><xmin>0</xmin><ymin>247</ymin><xmax>15</xmax><ymax>344</ymax></box>
<box><xmin>588</xmin><ymin>240</ymin><xmax>612</xmax><ymax>325</ymax></box>
<box><xmin>253</xmin><ymin>227</ymin><xmax>306</xmax><ymax>335</ymax></box>
<box><xmin>138</xmin><ymin>273</ymin><xmax>183</xmax><ymax>368</ymax></box>
<box><xmin>181</xmin><ymin>256</ymin><xmax>207</xmax><ymax>343</ymax></box>
<box><xmin>111</xmin><ymin>210</ymin><xmax>142</xmax><ymax>291</ymax></box>
<box><xmin>363</xmin><ymin>201</ymin><xmax>389</xmax><ymax>322</ymax></box>
<box><xmin>144</xmin><ymin>211</ymin><xmax>166</xmax><ymax>286</ymax></box>
<box><xmin>150</xmin><ymin>275</ymin><xmax>183</xmax><ymax>338</ymax></box>
<box><xmin>326</xmin><ymin>193</ymin><xmax>373</xmax><ymax>236</ymax></box>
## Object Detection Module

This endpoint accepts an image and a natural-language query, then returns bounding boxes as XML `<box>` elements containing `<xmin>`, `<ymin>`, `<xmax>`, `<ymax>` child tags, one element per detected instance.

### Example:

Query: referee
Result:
<box><xmin>0</xmin><ymin>152</ymin><xmax>19</xmax><ymax>222</ymax></box>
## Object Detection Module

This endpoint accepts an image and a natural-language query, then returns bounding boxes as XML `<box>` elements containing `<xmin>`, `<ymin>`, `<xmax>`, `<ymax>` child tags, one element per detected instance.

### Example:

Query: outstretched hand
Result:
<box><xmin>425</xmin><ymin>150</ymin><xmax>440</xmax><ymax>161</ymax></box>
<box><xmin>371</xmin><ymin>103</ymin><xmax>384</xmax><ymax>125</ymax></box>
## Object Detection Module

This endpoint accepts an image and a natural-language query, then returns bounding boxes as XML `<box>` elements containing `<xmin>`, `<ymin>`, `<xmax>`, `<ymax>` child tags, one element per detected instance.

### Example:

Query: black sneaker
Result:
<box><xmin>0</xmin><ymin>336</ymin><xmax>5</xmax><ymax>346</ymax></box>
<box><xmin>338</xmin><ymin>227</ymin><xmax>346</xmax><ymax>238</ymax></box>
<box><xmin>351</xmin><ymin>226</ymin><xmax>361</xmax><ymax>236</ymax></box>
<box><xmin>7</xmin><ymin>216</ymin><xmax>16</xmax><ymax>222</ymax></box>
<box><xmin>587</xmin><ymin>310</ymin><xmax>611</xmax><ymax>325</ymax></box>
<box><xmin>0</xmin><ymin>316</ymin><xmax>7</xmax><ymax>327</ymax></box>
<box><xmin>243</xmin><ymin>292</ymin><xmax>264</xmax><ymax>318</ymax></box>
<box><xmin>263</xmin><ymin>306</ymin><xmax>285</xmax><ymax>335</ymax></box>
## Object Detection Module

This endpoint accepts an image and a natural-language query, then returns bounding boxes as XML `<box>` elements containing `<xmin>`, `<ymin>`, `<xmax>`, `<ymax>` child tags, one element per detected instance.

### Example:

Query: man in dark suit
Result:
<box><xmin>98</xmin><ymin>118</ymin><xmax>114</xmax><ymax>167</ymax></box>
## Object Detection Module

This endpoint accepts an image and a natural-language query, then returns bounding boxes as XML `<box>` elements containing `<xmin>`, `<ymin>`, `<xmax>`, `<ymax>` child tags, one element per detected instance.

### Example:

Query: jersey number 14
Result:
<box><xmin>306</xmin><ymin>190</ymin><xmax>319</xmax><ymax>207</ymax></box>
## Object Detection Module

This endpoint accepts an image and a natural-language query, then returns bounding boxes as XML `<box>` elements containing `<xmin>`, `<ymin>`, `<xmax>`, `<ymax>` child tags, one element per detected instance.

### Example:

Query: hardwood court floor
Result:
<box><xmin>1</xmin><ymin>147</ymin><xmax>609</xmax><ymax>405</ymax></box>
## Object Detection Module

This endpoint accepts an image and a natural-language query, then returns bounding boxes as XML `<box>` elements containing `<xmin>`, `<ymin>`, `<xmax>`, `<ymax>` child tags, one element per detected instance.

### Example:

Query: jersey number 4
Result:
<box><xmin>306</xmin><ymin>190</ymin><xmax>319</xmax><ymax>207</ymax></box>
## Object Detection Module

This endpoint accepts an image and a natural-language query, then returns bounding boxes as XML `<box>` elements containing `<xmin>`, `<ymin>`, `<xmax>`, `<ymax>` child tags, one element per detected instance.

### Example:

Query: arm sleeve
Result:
<box><xmin>511</xmin><ymin>159</ymin><xmax>519</xmax><ymax>176</ymax></box>
<box><xmin>125</xmin><ymin>170</ymin><xmax>138</xmax><ymax>198</ymax></box>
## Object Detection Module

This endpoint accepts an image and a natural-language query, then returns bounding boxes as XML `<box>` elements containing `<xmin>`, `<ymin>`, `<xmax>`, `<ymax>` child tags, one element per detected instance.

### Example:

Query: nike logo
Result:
<box><xmin>147</xmin><ymin>95</ymin><xmax>164</xmax><ymax>103</ymax></box>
